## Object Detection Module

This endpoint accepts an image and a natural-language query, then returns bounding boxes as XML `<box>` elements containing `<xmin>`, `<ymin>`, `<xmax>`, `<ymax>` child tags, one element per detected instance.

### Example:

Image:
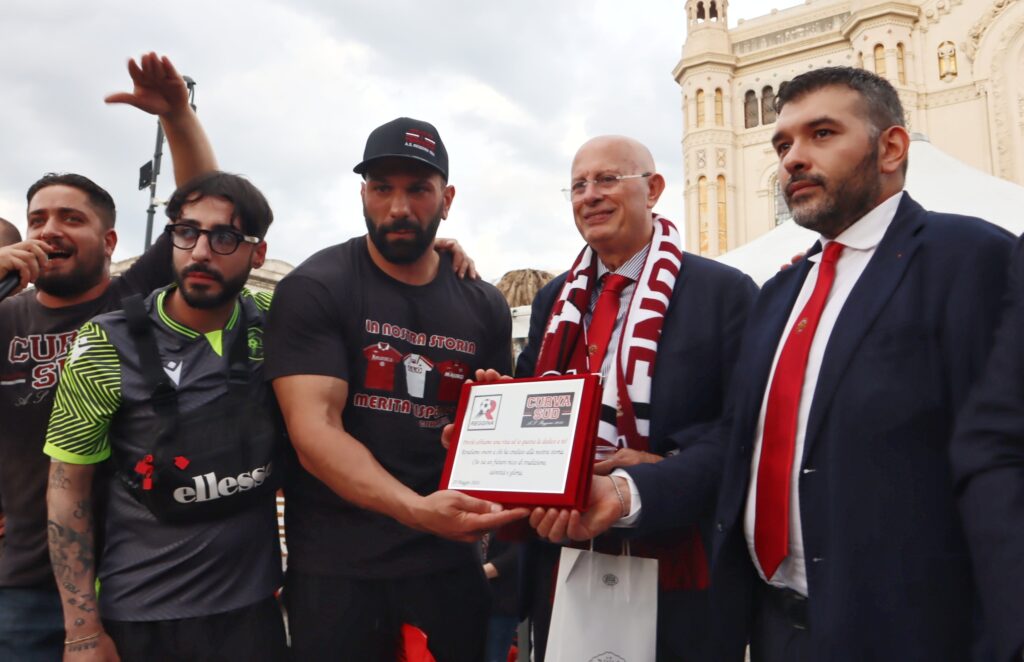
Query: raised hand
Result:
<box><xmin>105</xmin><ymin>52</ymin><xmax>190</xmax><ymax>119</ymax></box>
<box><xmin>104</xmin><ymin>52</ymin><xmax>217</xmax><ymax>185</ymax></box>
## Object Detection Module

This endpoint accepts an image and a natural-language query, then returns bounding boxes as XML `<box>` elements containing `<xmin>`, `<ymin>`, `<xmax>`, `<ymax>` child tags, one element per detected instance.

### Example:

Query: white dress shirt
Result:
<box><xmin>742</xmin><ymin>191</ymin><xmax>904</xmax><ymax>596</ymax></box>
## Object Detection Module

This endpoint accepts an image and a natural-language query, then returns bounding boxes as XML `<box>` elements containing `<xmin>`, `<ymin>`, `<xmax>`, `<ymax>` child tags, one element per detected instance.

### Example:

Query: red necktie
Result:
<box><xmin>754</xmin><ymin>241</ymin><xmax>845</xmax><ymax>579</ymax></box>
<box><xmin>587</xmin><ymin>274</ymin><xmax>631</xmax><ymax>373</ymax></box>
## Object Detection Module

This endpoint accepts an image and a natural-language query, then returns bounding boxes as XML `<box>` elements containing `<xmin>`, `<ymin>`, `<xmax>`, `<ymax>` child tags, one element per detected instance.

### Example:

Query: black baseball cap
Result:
<box><xmin>353</xmin><ymin>117</ymin><xmax>449</xmax><ymax>180</ymax></box>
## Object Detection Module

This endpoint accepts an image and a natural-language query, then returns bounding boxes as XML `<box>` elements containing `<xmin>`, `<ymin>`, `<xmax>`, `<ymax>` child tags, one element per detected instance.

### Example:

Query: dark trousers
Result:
<box><xmin>284</xmin><ymin>564</ymin><xmax>491</xmax><ymax>662</ymax></box>
<box><xmin>0</xmin><ymin>586</ymin><xmax>64</xmax><ymax>662</ymax></box>
<box><xmin>749</xmin><ymin>582</ymin><xmax>811</xmax><ymax>662</ymax></box>
<box><xmin>103</xmin><ymin>595</ymin><xmax>287</xmax><ymax>662</ymax></box>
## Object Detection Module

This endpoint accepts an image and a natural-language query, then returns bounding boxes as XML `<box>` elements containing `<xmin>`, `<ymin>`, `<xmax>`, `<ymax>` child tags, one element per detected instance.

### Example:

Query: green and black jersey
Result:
<box><xmin>43</xmin><ymin>285</ymin><xmax>281</xmax><ymax>621</ymax></box>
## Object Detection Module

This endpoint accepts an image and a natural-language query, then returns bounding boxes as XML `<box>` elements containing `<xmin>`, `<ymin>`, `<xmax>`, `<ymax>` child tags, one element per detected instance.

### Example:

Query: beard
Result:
<box><xmin>35</xmin><ymin>242</ymin><xmax>107</xmax><ymax>298</ymax></box>
<box><xmin>363</xmin><ymin>205</ymin><xmax>443</xmax><ymax>265</ymax></box>
<box><xmin>785</xmin><ymin>144</ymin><xmax>882</xmax><ymax>238</ymax></box>
<box><xmin>173</xmin><ymin>264</ymin><xmax>249</xmax><ymax>309</ymax></box>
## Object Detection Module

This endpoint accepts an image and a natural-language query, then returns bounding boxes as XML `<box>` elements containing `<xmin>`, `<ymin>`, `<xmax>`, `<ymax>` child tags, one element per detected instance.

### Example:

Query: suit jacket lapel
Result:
<box><xmin>801</xmin><ymin>194</ymin><xmax>928</xmax><ymax>462</ymax></box>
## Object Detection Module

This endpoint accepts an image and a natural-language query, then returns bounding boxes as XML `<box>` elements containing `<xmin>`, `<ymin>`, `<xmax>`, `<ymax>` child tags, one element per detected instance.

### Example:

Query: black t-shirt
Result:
<box><xmin>0</xmin><ymin>235</ymin><xmax>172</xmax><ymax>588</ymax></box>
<box><xmin>265</xmin><ymin>237</ymin><xmax>512</xmax><ymax>578</ymax></box>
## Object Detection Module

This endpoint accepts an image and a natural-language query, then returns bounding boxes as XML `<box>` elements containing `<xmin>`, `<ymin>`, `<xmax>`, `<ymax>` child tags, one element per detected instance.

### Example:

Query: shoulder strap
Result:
<box><xmin>226</xmin><ymin>301</ymin><xmax>250</xmax><ymax>394</ymax></box>
<box><xmin>122</xmin><ymin>293</ymin><xmax>178</xmax><ymax>419</ymax></box>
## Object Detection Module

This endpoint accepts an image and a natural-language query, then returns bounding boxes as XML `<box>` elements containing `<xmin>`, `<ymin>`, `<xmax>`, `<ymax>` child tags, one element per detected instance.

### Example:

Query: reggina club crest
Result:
<box><xmin>467</xmin><ymin>394</ymin><xmax>501</xmax><ymax>431</ymax></box>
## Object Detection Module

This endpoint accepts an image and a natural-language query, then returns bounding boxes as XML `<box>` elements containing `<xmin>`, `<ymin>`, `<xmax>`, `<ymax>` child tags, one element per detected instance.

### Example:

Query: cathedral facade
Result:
<box><xmin>676</xmin><ymin>0</ymin><xmax>1024</xmax><ymax>256</ymax></box>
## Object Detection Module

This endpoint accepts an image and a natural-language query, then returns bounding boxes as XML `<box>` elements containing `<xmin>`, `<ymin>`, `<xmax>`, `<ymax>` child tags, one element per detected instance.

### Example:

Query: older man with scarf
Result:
<box><xmin>518</xmin><ymin>135</ymin><xmax>757</xmax><ymax>661</ymax></box>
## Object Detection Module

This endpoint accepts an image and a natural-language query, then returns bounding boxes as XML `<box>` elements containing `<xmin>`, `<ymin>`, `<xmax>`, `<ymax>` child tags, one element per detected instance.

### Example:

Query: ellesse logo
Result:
<box><xmin>172</xmin><ymin>463</ymin><xmax>272</xmax><ymax>504</ymax></box>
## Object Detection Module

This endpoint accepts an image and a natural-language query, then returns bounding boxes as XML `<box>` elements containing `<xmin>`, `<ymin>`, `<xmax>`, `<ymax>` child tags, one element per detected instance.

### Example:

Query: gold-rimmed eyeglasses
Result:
<box><xmin>561</xmin><ymin>172</ymin><xmax>652</xmax><ymax>201</ymax></box>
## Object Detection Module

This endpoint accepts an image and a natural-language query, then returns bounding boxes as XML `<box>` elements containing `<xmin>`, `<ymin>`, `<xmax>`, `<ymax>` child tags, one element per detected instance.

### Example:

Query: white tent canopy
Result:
<box><xmin>716</xmin><ymin>135</ymin><xmax>1024</xmax><ymax>284</ymax></box>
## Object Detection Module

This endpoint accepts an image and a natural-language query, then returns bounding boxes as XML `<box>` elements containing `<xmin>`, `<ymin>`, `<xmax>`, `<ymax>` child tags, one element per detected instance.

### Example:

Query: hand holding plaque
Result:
<box><xmin>439</xmin><ymin>374</ymin><xmax>602</xmax><ymax>510</ymax></box>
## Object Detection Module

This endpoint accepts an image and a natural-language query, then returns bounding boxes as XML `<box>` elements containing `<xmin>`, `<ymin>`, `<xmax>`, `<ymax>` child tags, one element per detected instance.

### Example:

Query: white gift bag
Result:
<box><xmin>545</xmin><ymin>545</ymin><xmax>658</xmax><ymax>662</ymax></box>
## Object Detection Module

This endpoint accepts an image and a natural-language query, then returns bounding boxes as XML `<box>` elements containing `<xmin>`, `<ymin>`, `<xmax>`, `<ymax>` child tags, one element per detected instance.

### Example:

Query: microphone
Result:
<box><xmin>0</xmin><ymin>272</ymin><xmax>20</xmax><ymax>302</ymax></box>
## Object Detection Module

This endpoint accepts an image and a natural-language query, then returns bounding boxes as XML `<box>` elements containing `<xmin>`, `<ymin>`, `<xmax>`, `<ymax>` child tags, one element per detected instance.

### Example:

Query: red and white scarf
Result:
<box><xmin>534</xmin><ymin>215</ymin><xmax>683</xmax><ymax>453</ymax></box>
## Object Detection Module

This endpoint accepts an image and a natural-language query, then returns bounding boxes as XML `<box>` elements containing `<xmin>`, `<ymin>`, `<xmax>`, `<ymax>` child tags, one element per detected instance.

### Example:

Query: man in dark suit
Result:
<box><xmin>521</xmin><ymin>135</ymin><xmax>757</xmax><ymax>661</ymax></box>
<box><xmin>702</xmin><ymin>67</ymin><xmax>1013</xmax><ymax>661</ymax></box>
<box><xmin>952</xmin><ymin>235</ymin><xmax>1024</xmax><ymax>662</ymax></box>
<box><xmin>531</xmin><ymin>68</ymin><xmax>1013</xmax><ymax>661</ymax></box>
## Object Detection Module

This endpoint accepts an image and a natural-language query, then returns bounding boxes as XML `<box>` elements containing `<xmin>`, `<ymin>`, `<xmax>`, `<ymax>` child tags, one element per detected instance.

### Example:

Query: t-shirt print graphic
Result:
<box><xmin>436</xmin><ymin>359</ymin><xmax>469</xmax><ymax>403</ymax></box>
<box><xmin>363</xmin><ymin>342</ymin><xmax>403</xmax><ymax>391</ymax></box>
<box><xmin>402</xmin><ymin>353</ymin><xmax>434</xmax><ymax>398</ymax></box>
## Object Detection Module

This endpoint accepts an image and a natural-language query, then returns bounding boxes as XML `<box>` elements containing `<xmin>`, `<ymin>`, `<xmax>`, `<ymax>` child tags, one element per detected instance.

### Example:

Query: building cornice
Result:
<box><xmin>729</xmin><ymin>0</ymin><xmax>850</xmax><ymax>38</ymax></box>
<box><xmin>736</xmin><ymin>33</ymin><xmax>853</xmax><ymax>68</ymax></box>
<box><xmin>682</xmin><ymin>129</ymin><xmax>736</xmax><ymax>147</ymax></box>
<box><xmin>674</xmin><ymin>53</ymin><xmax>738</xmax><ymax>82</ymax></box>
<box><xmin>841</xmin><ymin>2</ymin><xmax>921</xmax><ymax>37</ymax></box>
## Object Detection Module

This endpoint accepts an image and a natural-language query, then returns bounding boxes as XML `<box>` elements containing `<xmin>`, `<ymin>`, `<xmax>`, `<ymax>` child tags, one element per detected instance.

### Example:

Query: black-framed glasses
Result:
<box><xmin>164</xmin><ymin>224</ymin><xmax>260</xmax><ymax>255</ymax></box>
<box><xmin>561</xmin><ymin>172</ymin><xmax>652</xmax><ymax>201</ymax></box>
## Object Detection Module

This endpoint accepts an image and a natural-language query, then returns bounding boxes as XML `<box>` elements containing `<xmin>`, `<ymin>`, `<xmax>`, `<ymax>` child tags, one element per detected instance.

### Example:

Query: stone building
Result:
<box><xmin>675</xmin><ymin>0</ymin><xmax>1024</xmax><ymax>256</ymax></box>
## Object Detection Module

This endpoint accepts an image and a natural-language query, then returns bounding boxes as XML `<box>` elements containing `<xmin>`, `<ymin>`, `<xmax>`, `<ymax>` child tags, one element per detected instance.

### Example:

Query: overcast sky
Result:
<box><xmin>0</xmin><ymin>0</ymin><xmax>797</xmax><ymax>280</ymax></box>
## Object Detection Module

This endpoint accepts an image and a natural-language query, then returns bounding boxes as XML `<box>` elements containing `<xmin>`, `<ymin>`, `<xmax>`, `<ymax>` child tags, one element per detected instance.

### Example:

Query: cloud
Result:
<box><xmin>0</xmin><ymin>0</ymin><xmax>789</xmax><ymax>279</ymax></box>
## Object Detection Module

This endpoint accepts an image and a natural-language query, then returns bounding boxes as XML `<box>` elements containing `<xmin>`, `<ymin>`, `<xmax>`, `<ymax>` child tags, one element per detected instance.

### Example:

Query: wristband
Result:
<box><xmin>609</xmin><ymin>475</ymin><xmax>628</xmax><ymax>518</ymax></box>
<box><xmin>64</xmin><ymin>631</ymin><xmax>102</xmax><ymax>646</ymax></box>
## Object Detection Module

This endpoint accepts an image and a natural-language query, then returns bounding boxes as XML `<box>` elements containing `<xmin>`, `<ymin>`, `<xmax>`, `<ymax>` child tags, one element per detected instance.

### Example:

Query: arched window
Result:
<box><xmin>773</xmin><ymin>177</ymin><xmax>792</xmax><ymax>226</ymax></box>
<box><xmin>696</xmin><ymin>1</ymin><xmax>705</xmax><ymax>21</ymax></box>
<box><xmin>874</xmin><ymin>44</ymin><xmax>887</xmax><ymax>76</ymax></box>
<box><xmin>683</xmin><ymin>95</ymin><xmax>688</xmax><ymax>129</ymax></box>
<box><xmin>896</xmin><ymin>43</ymin><xmax>906</xmax><ymax>84</ymax></box>
<box><xmin>744</xmin><ymin>90</ymin><xmax>758</xmax><ymax>128</ymax></box>
<box><xmin>761</xmin><ymin>86</ymin><xmax>777</xmax><ymax>124</ymax></box>
<box><xmin>709</xmin><ymin>0</ymin><xmax>718</xmax><ymax>21</ymax></box>
<box><xmin>698</xmin><ymin>177</ymin><xmax>709</xmax><ymax>254</ymax></box>
<box><xmin>857</xmin><ymin>51</ymin><xmax>864</xmax><ymax>69</ymax></box>
<box><xmin>938</xmin><ymin>41</ymin><xmax>958</xmax><ymax>80</ymax></box>
<box><xmin>714</xmin><ymin>89</ymin><xmax>724</xmax><ymax>126</ymax></box>
<box><xmin>696</xmin><ymin>89</ymin><xmax>706</xmax><ymax>128</ymax></box>
<box><xmin>716</xmin><ymin>175</ymin><xmax>728</xmax><ymax>250</ymax></box>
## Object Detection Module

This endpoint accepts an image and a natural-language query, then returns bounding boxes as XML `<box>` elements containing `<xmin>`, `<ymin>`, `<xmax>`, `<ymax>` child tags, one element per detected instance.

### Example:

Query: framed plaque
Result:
<box><xmin>440</xmin><ymin>373</ymin><xmax>602</xmax><ymax>510</ymax></box>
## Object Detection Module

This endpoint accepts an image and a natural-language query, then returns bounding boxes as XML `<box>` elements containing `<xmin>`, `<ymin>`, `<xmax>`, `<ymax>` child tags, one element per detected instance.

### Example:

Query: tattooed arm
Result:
<box><xmin>46</xmin><ymin>461</ymin><xmax>120</xmax><ymax>661</ymax></box>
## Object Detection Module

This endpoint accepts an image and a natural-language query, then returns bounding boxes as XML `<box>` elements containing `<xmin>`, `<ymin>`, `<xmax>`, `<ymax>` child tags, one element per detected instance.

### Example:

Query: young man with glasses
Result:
<box><xmin>0</xmin><ymin>52</ymin><xmax>217</xmax><ymax>662</ymax></box>
<box><xmin>43</xmin><ymin>171</ymin><xmax>289</xmax><ymax>661</ymax></box>
<box><xmin>519</xmin><ymin>135</ymin><xmax>757</xmax><ymax>661</ymax></box>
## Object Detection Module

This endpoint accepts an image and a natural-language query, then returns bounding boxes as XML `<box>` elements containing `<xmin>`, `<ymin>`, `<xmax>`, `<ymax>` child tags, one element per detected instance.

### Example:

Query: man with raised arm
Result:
<box><xmin>0</xmin><ymin>53</ymin><xmax>216</xmax><ymax>661</ymax></box>
<box><xmin>265</xmin><ymin>117</ymin><xmax>527</xmax><ymax>661</ymax></box>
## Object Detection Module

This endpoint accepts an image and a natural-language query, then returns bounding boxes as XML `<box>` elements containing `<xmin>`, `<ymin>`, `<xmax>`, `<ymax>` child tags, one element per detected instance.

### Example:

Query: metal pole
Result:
<box><xmin>143</xmin><ymin>121</ymin><xmax>164</xmax><ymax>250</ymax></box>
<box><xmin>141</xmin><ymin>77</ymin><xmax>197</xmax><ymax>251</ymax></box>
